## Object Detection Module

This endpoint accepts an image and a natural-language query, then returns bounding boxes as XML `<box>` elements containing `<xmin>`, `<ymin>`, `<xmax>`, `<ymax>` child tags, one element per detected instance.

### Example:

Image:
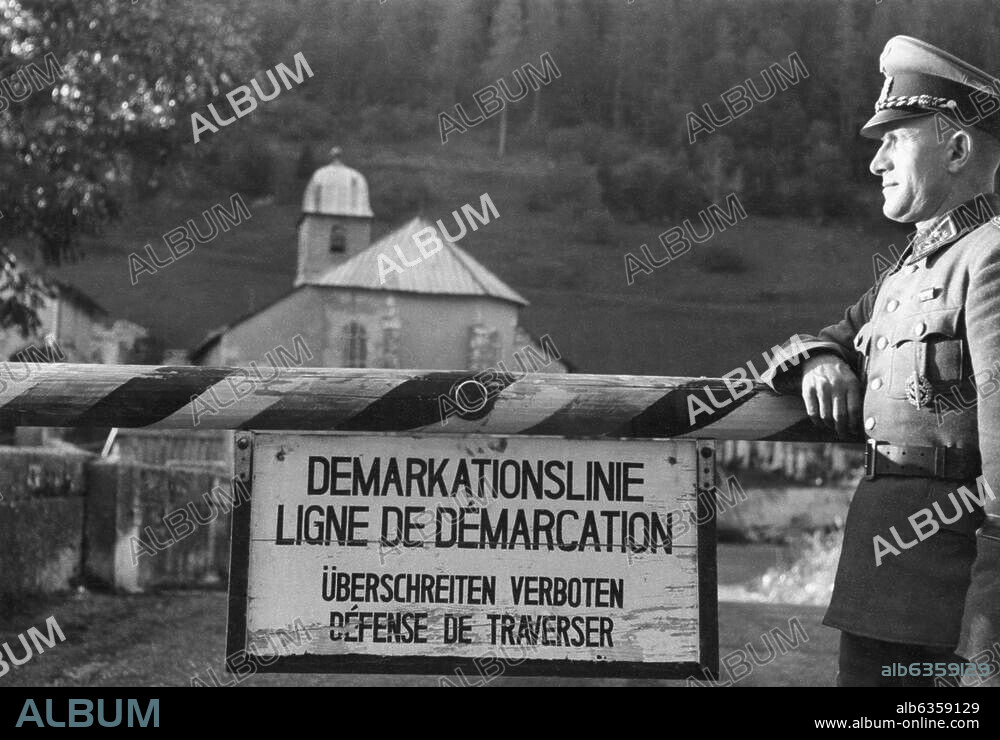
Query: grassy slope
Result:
<box><xmin>53</xmin><ymin>130</ymin><xmax>907</xmax><ymax>376</ymax></box>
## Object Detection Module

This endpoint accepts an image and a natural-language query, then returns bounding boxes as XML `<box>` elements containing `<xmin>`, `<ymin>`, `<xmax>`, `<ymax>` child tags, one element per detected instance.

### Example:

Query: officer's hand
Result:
<box><xmin>800</xmin><ymin>355</ymin><xmax>861</xmax><ymax>439</ymax></box>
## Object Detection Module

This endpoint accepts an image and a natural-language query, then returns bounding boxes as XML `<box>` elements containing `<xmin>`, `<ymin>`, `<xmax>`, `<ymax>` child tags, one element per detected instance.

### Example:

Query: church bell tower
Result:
<box><xmin>295</xmin><ymin>147</ymin><xmax>374</xmax><ymax>286</ymax></box>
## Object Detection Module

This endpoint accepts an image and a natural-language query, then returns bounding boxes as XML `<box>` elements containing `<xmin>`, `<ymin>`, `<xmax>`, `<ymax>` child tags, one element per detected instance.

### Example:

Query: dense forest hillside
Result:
<box><xmin>3</xmin><ymin>0</ymin><xmax>990</xmax><ymax>372</ymax></box>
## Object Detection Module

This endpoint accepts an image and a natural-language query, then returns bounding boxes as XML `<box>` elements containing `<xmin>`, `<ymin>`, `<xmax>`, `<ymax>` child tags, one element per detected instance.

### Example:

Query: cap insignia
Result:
<box><xmin>878</xmin><ymin>74</ymin><xmax>894</xmax><ymax>106</ymax></box>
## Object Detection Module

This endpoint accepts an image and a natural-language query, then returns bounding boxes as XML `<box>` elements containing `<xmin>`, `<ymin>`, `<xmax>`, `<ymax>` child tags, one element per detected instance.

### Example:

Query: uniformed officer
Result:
<box><xmin>765</xmin><ymin>36</ymin><xmax>1000</xmax><ymax>687</ymax></box>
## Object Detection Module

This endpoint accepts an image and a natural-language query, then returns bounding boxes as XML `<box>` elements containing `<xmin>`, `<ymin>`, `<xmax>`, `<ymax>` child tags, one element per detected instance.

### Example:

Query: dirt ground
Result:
<box><xmin>0</xmin><ymin>589</ymin><xmax>835</xmax><ymax>687</ymax></box>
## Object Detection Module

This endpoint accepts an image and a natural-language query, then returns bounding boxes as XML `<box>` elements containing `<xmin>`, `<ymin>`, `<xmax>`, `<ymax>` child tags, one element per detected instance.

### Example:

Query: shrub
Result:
<box><xmin>295</xmin><ymin>144</ymin><xmax>317</xmax><ymax>180</ymax></box>
<box><xmin>512</xmin><ymin>120</ymin><xmax>548</xmax><ymax>150</ymax></box>
<box><xmin>545</xmin><ymin>126</ymin><xmax>588</xmax><ymax>162</ymax></box>
<box><xmin>574</xmin><ymin>206</ymin><xmax>617</xmax><ymax>245</ymax></box>
<box><xmin>697</xmin><ymin>245</ymin><xmax>749</xmax><ymax>275</ymax></box>
<box><xmin>217</xmin><ymin>139</ymin><xmax>276</xmax><ymax>197</ymax></box>
<box><xmin>576</xmin><ymin>125</ymin><xmax>633</xmax><ymax>167</ymax></box>
<box><xmin>259</xmin><ymin>95</ymin><xmax>333</xmax><ymax>140</ymax></box>
<box><xmin>525</xmin><ymin>190</ymin><xmax>554</xmax><ymax>213</ymax></box>
<box><xmin>526</xmin><ymin>169</ymin><xmax>592</xmax><ymax>213</ymax></box>
<box><xmin>528</xmin><ymin>262</ymin><xmax>588</xmax><ymax>290</ymax></box>
<box><xmin>368</xmin><ymin>169</ymin><xmax>433</xmax><ymax>221</ymax></box>
<box><xmin>543</xmin><ymin>123</ymin><xmax>634</xmax><ymax>166</ymax></box>
<box><xmin>356</xmin><ymin>105</ymin><xmax>436</xmax><ymax>145</ymax></box>
<box><xmin>597</xmin><ymin>154</ymin><xmax>708</xmax><ymax>222</ymax></box>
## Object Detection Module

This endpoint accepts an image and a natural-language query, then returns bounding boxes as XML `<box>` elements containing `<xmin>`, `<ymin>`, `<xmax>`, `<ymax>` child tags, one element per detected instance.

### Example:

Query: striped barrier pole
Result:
<box><xmin>0</xmin><ymin>363</ymin><xmax>848</xmax><ymax>442</ymax></box>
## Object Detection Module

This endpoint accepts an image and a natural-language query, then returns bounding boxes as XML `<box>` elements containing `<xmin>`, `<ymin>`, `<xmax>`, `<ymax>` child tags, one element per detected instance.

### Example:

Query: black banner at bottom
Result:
<box><xmin>0</xmin><ymin>687</ymin><xmax>993</xmax><ymax>731</ymax></box>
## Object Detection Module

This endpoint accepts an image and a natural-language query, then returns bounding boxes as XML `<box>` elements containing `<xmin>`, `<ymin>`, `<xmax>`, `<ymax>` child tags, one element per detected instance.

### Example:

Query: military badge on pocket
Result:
<box><xmin>906</xmin><ymin>372</ymin><xmax>934</xmax><ymax>408</ymax></box>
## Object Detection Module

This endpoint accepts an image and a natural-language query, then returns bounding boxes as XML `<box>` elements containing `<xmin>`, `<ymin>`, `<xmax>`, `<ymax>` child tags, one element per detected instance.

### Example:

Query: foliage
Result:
<box><xmin>0</xmin><ymin>251</ymin><xmax>51</xmax><ymax>338</ymax></box>
<box><xmin>697</xmin><ymin>246</ymin><xmax>750</xmax><ymax>275</ymax></box>
<box><xmin>368</xmin><ymin>169</ymin><xmax>433</xmax><ymax>222</ymax></box>
<box><xmin>0</xmin><ymin>0</ymin><xmax>257</xmax><ymax>262</ymax></box>
<box><xmin>526</xmin><ymin>169</ymin><xmax>593</xmax><ymax>213</ymax></box>
<box><xmin>573</xmin><ymin>206</ymin><xmax>617</xmax><ymax>245</ymax></box>
<box><xmin>0</xmin><ymin>0</ymin><xmax>256</xmax><ymax>333</ymax></box>
<box><xmin>597</xmin><ymin>154</ymin><xmax>709</xmax><ymax>222</ymax></box>
<box><xmin>546</xmin><ymin>124</ymin><xmax>634</xmax><ymax>167</ymax></box>
<box><xmin>217</xmin><ymin>138</ymin><xmax>276</xmax><ymax>197</ymax></box>
<box><xmin>5</xmin><ymin>0</ymin><xmax>1000</xmax><ymax>332</ymax></box>
<box><xmin>545</xmin><ymin>127</ymin><xmax>588</xmax><ymax>163</ymax></box>
<box><xmin>262</xmin><ymin>95</ymin><xmax>335</xmax><ymax>141</ymax></box>
<box><xmin>356</xmin><ymin>105</ymin><xmax>436</xmax><ymax>145</ymax></box>
<box><xmin>295</xmin><ymin>144</ymin><xmax>317</xmax><ymax>181</ymax></box>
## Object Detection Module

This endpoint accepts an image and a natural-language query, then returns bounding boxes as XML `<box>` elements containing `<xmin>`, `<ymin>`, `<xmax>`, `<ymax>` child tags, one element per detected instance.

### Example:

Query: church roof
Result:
<box><xmin>301</xmin><ymin>162</ymin><xmax>374</xmax><ymax>218</ymax></box>
<box><xmin>303</xmin><ymin>217</ymin><xmax>528</xmax><ymax>305</ymax></box>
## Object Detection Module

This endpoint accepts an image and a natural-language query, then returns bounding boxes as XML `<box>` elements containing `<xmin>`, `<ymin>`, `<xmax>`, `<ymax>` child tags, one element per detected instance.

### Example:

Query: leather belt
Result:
<box><xmin>864</xmin><ymin>440</ymin><xmax>981</xmax><ymax>481</ymax></box>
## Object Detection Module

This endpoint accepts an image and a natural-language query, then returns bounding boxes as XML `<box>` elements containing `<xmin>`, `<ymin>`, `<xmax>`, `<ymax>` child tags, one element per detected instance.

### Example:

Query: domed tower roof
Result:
<box><xmin>301</xmin><ymin>159</ymin><xmax>374</xmax><ymax>218</ymax></box>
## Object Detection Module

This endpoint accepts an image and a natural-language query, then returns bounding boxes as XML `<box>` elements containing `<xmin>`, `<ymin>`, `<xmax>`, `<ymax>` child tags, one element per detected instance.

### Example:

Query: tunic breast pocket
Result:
<box><xmin>887</xmin><ymin>307</ymin><xmax>966</xmax><ymax>399</ymax></box>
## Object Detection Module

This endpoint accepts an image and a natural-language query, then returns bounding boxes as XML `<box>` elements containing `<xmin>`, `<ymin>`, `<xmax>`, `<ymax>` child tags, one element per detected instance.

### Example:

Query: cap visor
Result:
<box><xmin>860</xmin><ymin>109</ymin><xmax>935</xmax><ymax>138</ymax></box>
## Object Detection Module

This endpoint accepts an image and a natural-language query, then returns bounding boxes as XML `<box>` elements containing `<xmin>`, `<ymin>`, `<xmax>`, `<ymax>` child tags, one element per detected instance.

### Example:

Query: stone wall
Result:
<box><xmin>0</xmin><ymin>446</ymin><xmax>233</xmax><ymax>596</ymax></box>
<box><xmin>0</xmin><ymin>447</ymin><xmax>90</xmax><ymax>595</ymax></box>
<box><xmin>84</xmin><ymin>460</ymin><xmax>232</xmax><ymax>592</ymax></box>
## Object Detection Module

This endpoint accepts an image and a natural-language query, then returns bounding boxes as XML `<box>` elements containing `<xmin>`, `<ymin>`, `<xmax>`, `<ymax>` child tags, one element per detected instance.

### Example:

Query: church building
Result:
<box><xmin>191</xmin><ymin>151</ymin><xmax>568</xmax><ymax>375</ymax></box>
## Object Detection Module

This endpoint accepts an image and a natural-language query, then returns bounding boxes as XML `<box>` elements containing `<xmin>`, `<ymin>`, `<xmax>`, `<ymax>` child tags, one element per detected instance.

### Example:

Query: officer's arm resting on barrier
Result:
<box><xmin>799</xmin><ymin>354</ymin><xmax>862</xmax><ymax>440</ymax></box>
<box><xmin>762</xmin><ymin>284</ymin><xmax>879</xmax><ymax>398</ymax></box>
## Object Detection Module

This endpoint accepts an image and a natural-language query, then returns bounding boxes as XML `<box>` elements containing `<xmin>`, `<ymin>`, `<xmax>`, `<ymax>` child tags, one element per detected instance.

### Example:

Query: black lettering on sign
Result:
<box><xmin>443</xmin><ymin>615</ymin><xmax>474</xmax><ymax>644</ymax></box>
<box><xmin>486</xmin><ymin>614</ymin><xmax>615</xmax><ymax>648</ymax></box>
<box><xmin>307</xmin><ymin>456</ymin><xmax>329</xmax><ymax>495</ymax></box>
<box><xmin>273</xmin><ymin>504</ymin><xmax>369</xmax><ymax>545</ymax></box>
<box><xmin>432</xmin><ymin>506</ymin><xmax>671</xmax><ymax>553</ymax></box>
<box><xmin>380</xmin><ymin>506</ymin><xmax>427</xmax><ymax>547</ymax></box>
<box><xmin>327</xmin><ymin>610</ymin><xmax>430</xmax><ymax>643</ymax></box>
<box><xmin>297</xmin><ymin>456</ymin><xmax>649</xmax><ymax>502</ymax></box>
<box><xmin>510</xmin><ymin>576</ymin><xmax>625</xmax><ymax>608</ymax></box>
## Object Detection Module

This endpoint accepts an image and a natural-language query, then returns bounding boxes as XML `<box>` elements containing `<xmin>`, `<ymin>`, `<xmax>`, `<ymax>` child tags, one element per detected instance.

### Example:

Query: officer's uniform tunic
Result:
<box><xmin>777</xmin><ymin>196</ymin><xmax>1000</xmax><ymax>653</ymax></box>
<box><xmin>765</xmin><ymin>37</ymin><xmax>1000</xmax><ymax>682</ymax></box>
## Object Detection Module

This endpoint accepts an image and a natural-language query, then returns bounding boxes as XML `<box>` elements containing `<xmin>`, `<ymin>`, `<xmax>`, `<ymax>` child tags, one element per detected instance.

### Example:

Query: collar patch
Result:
<box><xmin>903</xmin><ymin>194</ymin><xmax>1000</xmax><ymax>264</ymax></box>
<box><xmin>909</xmin><ymin>217</ymin><xmax>957</xmax><ymax>262</ymax></box>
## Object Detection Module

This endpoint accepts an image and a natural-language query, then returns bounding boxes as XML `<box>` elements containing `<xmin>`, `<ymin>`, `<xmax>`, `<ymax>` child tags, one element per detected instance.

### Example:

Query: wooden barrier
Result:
<box><xmin>0</xmin><ymin>363</ymin><xmax>847</xmax><ymax>441</ymax></box>
<box><xmin>0</xmin><ymin>362</ymin><xmax>852</xmax><ymax>678</ymax></box>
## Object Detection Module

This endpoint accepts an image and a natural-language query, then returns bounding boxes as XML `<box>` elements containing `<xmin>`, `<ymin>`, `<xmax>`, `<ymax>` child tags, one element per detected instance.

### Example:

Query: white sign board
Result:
<box><xmin>227</xmin><ymin>432</ymin><xmax>718</xmax><ymax>679</ymax></box>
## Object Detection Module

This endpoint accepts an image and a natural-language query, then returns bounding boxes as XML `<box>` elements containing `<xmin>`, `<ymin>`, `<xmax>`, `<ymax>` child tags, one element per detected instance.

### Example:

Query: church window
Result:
<box><xmin>343</xmin><ymin>321</ymin><xmax>367</xmax><ymax>367</ymax></box>
<box><xmin>329</xmin><ymin>224</ymin><xmax>346</xmax><ymax>253</ymax></box>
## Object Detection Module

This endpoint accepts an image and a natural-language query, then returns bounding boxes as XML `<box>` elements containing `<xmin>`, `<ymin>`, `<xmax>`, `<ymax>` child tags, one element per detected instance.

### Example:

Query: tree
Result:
<box><xmin>295</xmin><ymin>144</ymin><xmax>316</xmax><ymax>180</ymax></box>
<box><xmin>549</xmin><ymin>0</ymin><xmax>600</xmax><ymax>127</ymax></box>
<box><xmin>601</xmin><ymin>2</ymin><xmax>629</xmax><ymax>130</ymax></box>
<box><xmin>696</xmin><ymin>134</ymin><xmax>738</xmax><ymax>203</ymax></box>
<box><xmin>522</xmin><ymin>0</ymin><xmax>557</xmax><ymax>127</ymax></box>
<box><xmin>430</xmin><ymin>0</ymin><xmax>486</xmax><ymax>106</ymax></box>
<box><xmin>483</xmin><ymin>0</ymin><xmax>524</xmax><ymax>158</ymax></box>
<box><xmin>708</xmin><ymin>15</ymin><xmax>741</xmax><ymax>89</ymax></box>
<box><xmin>831</xmin><ymin>0</ymin><xmax>867</xmax><ymax>182</ymax></box>
<box><xmin>634</xmin><ymin>0</ymin><xmax>686</xmax><ymax>145</ymax></box>
<box><xmin>0</xmin><ymin>0</ymin><xmax>256</xmax><ymax>335</ymax></box>
<box><xmin>800</xmin><ymin>120</ymin><xmax>853</xmax><ymax>221</ymax></box>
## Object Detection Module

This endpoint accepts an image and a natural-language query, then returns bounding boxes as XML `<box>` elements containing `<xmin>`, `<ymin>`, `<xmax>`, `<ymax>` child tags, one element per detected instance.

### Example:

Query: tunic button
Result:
<box><xmin>870</xmin><ymin>377</ymin><xmax>883</xmax><ymax>390</ymax></box>
<box><xmin>864</xmin><ymin>417</ymin><xmax>876</xmax><ymax>430</ymax></box>
<box><xmin>886</xmin><ymin>299</ymin><xmax>899</xmax><ymax>312</ymax></box>
<box><xmin>914</xmin><ymin>321</ymin><xmax>926</xmax><ymax>336</ymax></box>
<box><xmin>876</xmin><ymin>336</ymin><xmax>888</xmax><ymax>350</ymax></box>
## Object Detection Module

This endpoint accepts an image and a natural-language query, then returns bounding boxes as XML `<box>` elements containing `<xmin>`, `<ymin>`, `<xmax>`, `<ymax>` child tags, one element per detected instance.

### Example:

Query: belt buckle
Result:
<box><xmin>864</xmin><ymin>439</ymin><xmax>881</xmax><ymax>480</ymax></box>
